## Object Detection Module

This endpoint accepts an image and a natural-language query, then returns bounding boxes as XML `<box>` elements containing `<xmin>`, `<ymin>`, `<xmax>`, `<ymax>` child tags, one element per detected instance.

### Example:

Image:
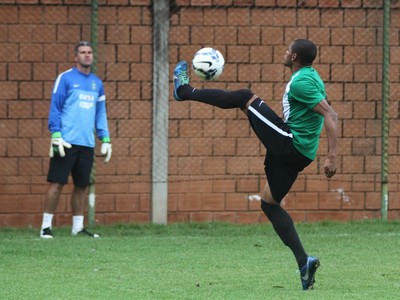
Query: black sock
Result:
<box><xmin>261</xmin><ymin>200</ymin><xmax>308</xmax><ymax>268</ymax></box>
<box><xmin>177</xmin><ymin>85</ymin><xmax>252</xmax><ymax>110</ymax></box>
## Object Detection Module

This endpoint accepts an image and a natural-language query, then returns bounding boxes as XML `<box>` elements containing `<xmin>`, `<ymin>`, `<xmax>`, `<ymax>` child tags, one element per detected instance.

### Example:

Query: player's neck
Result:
<box><xmin>76</xmin><ymin>64</ymin><xmax>91</xmax><ymax>75</ymax></box>
<box><xmin>291</xmin><ymin>64</ymin><xmax>311</xmax><ymax>74</ymax></box>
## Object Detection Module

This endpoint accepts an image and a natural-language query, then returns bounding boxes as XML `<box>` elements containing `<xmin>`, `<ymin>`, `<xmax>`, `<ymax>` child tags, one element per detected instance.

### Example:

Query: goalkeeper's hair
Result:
<box><xmin>74</xmin><ymin>41</ymin><xmax>92</xmax><ymax>55</ymax></box>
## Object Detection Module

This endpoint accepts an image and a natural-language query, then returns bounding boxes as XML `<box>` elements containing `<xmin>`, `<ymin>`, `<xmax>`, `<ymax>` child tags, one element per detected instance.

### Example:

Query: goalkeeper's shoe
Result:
<box><xmin>40</xmin><ymin>227</ymin><xmax>54</xmax><ymax>239</ymax></box>
<box><xmin>173</xmin><ymin>61</ymin><xmax>190</xmax><ymax>101</ymax></box>
<box><xmin>300</xmin><ymin>256</ymin><xmax>320</xmax><ymax>290</ymax></box>
<box><xmin>72</xmin><ymin>228</ymin><xmax>100</xmax><ymax>238</ymax></box>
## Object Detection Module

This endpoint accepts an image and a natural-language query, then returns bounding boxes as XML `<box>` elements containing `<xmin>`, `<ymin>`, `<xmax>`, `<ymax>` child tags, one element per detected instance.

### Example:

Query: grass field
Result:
<box><xmin>1</xmin><ymin>221</ymin><xmax>399</xmax><ymax>299</ymax></box>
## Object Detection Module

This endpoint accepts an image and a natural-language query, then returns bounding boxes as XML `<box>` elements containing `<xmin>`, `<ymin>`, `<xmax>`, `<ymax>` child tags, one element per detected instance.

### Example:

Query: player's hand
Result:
<box><xmin>49</xmin><ymin>132</ymin><xmax>72</xmax><ymax>158</ymax></box>
<box><xmin>323</xmin><ymin>157</ymin><xmax>336</xmax><ymax>178</ymax></box>
<box><xmin>101</xmin><ymin>142</ymin><xmax>112</xmax><ymax>163</ymax></box>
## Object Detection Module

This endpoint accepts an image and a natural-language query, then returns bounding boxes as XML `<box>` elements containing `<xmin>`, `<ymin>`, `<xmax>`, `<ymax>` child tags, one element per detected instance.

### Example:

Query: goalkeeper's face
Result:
<box><xmin>75</xmin><ymin>45</ymin><xmax>93</xmax><ymax>69</ymax></box>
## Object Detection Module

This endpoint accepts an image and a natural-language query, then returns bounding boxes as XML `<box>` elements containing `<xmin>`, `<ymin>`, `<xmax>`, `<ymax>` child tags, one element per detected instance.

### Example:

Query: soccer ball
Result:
<box><xmin>192</xmin><ymin>47</ymin><xmax>225</xmax><ymax>81</ymax></box>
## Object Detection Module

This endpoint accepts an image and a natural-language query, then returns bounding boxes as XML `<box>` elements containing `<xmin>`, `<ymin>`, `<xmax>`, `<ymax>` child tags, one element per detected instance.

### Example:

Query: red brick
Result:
<box><xmin>191</xmin><ymin>27</ymin><xmax>215</xmax><ymax>45</ymax></box>
<box><xmin>249</xmin><ymin>196</ymin><xmax>261</xmax><ymax>210</ymax></box>
<box><xmin>236</xmin><ymin>212</ymin><xmax>261</xmax><ymax>224</ymax></box>
<box><xmin>238</xmin><ymin>27</ymin><xmax>261</xmax><ymax>45</ymax></box>
<box><xmin>354</xmin><ymin>64</ymin><xmax>377</xmax><ymax>82</ymax></box>
<box><xmin>8</xmin><ymin>101</ymin><xmax>32</xmax><ymax>119</ymax></box>
<box><xmin>237</xmin><ymin>178</ymin><xmax>259</xmax><ymax>192</ymax></box>
<box><xmin>213</xmin><ymin>179</ymin><xmax>236</xmax><ymax>192</ymax></box>
<box><xmin>0</xmin><ymin>214</ymin><xmax>41</xmax><ymax>227</ymax></box>
<box><xmin>189</xmin><ymin>180</ymin><xmax>213</xmax><ymax>193</ymax></box>
<box><xmin>213</xmin><ymin>138</ymin><xmax>236</xmax><ymax>156</ymax></box>
<box><xmin>235</xmin><ymin>0</ymin><xmax>255</xmax><ymax>6</ymax></box>
<box><xmin>331</xmin><ymin>64</ymin><xmax>353</xmax><ymax>82</ymax></box>
<box><xmin>168</xmin><ymin>213</ymin><xmax>190</xmax><ymax>223</ymax></box>
<box><xmin>7</xmin><ymin>138</ymin><xmax>31</xmax><ymax>156</ymax></box>
<box><xmin>178</xmin><ymin>193</ymin><xmax>202</xmax><ymax>211</ymax></box>
<box><xmin>287</xmin><ymin>211</ymin><xmax>306</xmax><ymax>222</ymax></box>
<box><xmin>203</xmin><ymin>157</ymin><xmax>227</xmax><ymax>175</ymax></box>
<box><xmin>319</xmin><ymin>192</ymin><xmax>342</xmax><ymax>210</ymax></box>
<box><xmin>213</xmin><ymin>212</ymin><xmax>237</xmax><ymax>222</ymax></box>
<box><xmin>116</xmin><ymin>194</ymin><xmax>140</xmax><ymax>212</ymax></box>
<box><xmin>214</xmin><ymin>26</ymin><xmax>237</xmax><ymax>44</ymax></box>
<box><xmin>273</xmin><ymin>10</ymin><xmax>297</xmax><ymax>26</ymax></box>
<box><xmin>319</xmin><ymin>0</ymin><xmax>340</xmax><ymax>8</ymax></box>
<box><xmin>140</xmin><ymin>194</ymin><xmax>150</xmax><ymax>211</ymax></box>
<box><xmin>365</xmin><ymin>192</ymin><xmax>381</xmax><ymax>209</ymax></box>
<box><xmin>202</xmin><ymin>193</ymin><xmax>225</xmax><ymax>210</ymax></box>
<box><xmin>33</xmin><ymin>63</ymin><xmax>57</xmax><ymax>81</ymax></box>
<box><xmin>0</xmin><ymin>194</ymin><xmax>42</xmax><ymax>213</ymax></box>
<box><xmin>0</xmin><ymin>6</ymin><xmax>18</xmax><ymax>22</ymax></box>
<box><xmin>254</xmin><ymin>0</ymin><xmax>276</xmax><ymax>7</ymax></box>
<box><xmin>342</xmin><ymin>0</ymin><xmax>362</xmax><ymax>8</ymax></box>
<box><xmin>191</xmin><ymin>138</ymin><xmax>213</xmax><ymax>155</ymax></box>
<box><xmin>297</xmin><ymin>10</ymin><xmax>320</xmax><ymax>26</ymax></box>
<box><xmin>352</xmin><ymin>210</ymin><xmax>380</xmax><ymax>221</ymax></box>
<box><xmin>306</xmin><ymin>179</ymin><xmax>329</xmax><ymax>192</ymax></box>
<box><xmin>19</xmin><ymin>120</ymin><xmax>43</xmax><ymax>138</ymax></box>
<box><xmin>0</xmin><ymin>82</ymin><xmax>18</xmax><ymax>100</ymax></box>
<box><xmin>0</xmin><ymin>3</ymin><xmax>399</xmax><ymax>227</ymax></box>
<box><xmin>226</xmin><ymin>193</ymin><xmax>248</xmax><ymax>210</ymax></box>
<box><xmin>170</xmin><ymin>138</ymin><xmax>190</xmax><ymax>156</ymax></box>
<box><xmin>295</xmin><ymin>192</ymin><xmax>319</xmax><ymax>210</ymax></box>
<box><xmin>306</xmin><ymin>211</ymin><xmax>351</xmax><ymax>222</ymax></box>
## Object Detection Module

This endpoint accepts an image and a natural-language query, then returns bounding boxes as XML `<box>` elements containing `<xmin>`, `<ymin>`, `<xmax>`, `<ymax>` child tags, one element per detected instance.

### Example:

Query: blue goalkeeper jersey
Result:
<box><xmin>48</xmin><ymin>67</ymin><xmax>109</xmax><ymax>148</ymax></box>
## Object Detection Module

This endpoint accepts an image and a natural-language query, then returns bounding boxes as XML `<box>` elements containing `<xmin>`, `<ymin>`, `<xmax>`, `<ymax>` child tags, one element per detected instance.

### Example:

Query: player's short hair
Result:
<box><xmin>74</xmin><ymin>41</ymin><xmax>92</xmax><ymax>55</ymax></box>
<box><xmin>292</xmin><ymin>39</ymin><xmax>317</xmax><ymax>66</ymax></box>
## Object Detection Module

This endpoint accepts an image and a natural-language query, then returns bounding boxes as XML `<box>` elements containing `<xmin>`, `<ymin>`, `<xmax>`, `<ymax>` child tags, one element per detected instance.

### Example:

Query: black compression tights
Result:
<box><xmin>177</xmin><ymin>85</ymin><xmax>253</xmax><ymax>110</ymax></box>
<box><xmin>261</xmin><ymin>200</ymin><xmax>308</xmax><ymax>269</ymax></box>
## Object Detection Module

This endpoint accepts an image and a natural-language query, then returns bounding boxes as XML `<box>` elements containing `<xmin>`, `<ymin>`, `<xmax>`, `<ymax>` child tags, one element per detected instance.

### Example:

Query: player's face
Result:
<box><xmin>75</xmin><ymin>45</ymin><xmax>93</xmax><ymax>68</ymax></box>
<box><xmin>284</xmin><ymin>43</ymin><xmax>296</xmax><ymax>68</ymax></box>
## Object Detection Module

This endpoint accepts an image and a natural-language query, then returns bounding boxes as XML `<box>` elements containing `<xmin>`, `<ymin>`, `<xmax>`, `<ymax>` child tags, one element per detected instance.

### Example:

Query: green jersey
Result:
<box><xmin>282</xmin><ymin>66</ymin><xmax>325</xmax><ymax>160</ymax></box>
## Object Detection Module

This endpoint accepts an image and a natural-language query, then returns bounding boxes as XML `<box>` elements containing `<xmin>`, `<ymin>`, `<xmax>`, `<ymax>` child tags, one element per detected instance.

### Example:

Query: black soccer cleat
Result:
<box><xmin>72</xmin><ymin>228</ymin><xmax>100</xmax><ymax>238</ymax></box>
<box><xmin>300</xmin><ymin>256</ymin><xmax>320</xmax><ymax>290</ymax></box>
<box><xmin>40</xmin><ymin>227</ymin><xmax>54</xmax><ymax>239</ymax></box>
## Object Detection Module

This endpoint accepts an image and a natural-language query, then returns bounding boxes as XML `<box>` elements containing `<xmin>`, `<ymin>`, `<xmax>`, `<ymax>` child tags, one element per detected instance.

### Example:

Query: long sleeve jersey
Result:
<box><xmin>48</xmin><ymin>67</ymin><xmax>110</xmax><ymax>148</ymax></box>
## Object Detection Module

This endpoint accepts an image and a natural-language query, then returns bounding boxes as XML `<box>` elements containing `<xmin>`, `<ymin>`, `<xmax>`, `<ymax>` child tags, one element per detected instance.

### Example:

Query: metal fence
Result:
<box><xmin>0</xmin><ymin>0</ymin><xmax>399</xmax><ymax>227</ymax></box>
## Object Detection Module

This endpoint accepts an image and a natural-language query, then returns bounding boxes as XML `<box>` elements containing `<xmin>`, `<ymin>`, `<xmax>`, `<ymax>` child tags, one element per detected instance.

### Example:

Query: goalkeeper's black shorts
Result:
<box><xmin>47</xmin><ymin>145</ymin><xmax>94</xmax><ymax>186</ymax></box>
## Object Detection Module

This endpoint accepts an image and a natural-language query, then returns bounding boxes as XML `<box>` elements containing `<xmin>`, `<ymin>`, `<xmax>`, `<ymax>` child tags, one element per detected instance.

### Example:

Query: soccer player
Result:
<box><xmin>40</xmin><ymin>41</ymin><xmax>112</xmax><ymax>239</ymax></box>
<box><xmin>172</xmin><ymin>39</ymin><xmax>338</xmax><ymax>290</ymax></box>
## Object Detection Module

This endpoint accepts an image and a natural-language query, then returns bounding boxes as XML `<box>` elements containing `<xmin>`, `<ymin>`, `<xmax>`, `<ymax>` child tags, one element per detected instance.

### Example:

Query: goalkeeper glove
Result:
<box><xmin>101</xmin><ymin>137</ymin><xmax>112</xmax><ymax>163</ymax></box>
<box><xmin>49</xmin><ymin>132</ymin><xmax>72</xmax><ymax>158</ymax></box>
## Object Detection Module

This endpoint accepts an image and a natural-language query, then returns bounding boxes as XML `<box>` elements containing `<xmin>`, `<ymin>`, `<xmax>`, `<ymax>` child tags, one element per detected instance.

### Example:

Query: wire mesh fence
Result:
<box><xmin>0</xmin><ymin>0</ymin><xmax>399</xmax><ymax>226</ymax></box>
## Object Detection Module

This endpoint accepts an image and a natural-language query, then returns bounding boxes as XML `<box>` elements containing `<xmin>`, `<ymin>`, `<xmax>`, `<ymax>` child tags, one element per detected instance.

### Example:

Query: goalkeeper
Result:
<box><xmin>40</xmin><ymin>41</ymin><xmax>112</xmax><ymax>239</ymax></box>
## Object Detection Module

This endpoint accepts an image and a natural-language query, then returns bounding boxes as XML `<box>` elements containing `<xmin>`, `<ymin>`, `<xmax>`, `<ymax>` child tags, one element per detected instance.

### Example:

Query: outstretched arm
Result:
<box><xmin>313</xmin><ymin>99</ymin><xmax>338</xmax><ymax>178</ymax></box>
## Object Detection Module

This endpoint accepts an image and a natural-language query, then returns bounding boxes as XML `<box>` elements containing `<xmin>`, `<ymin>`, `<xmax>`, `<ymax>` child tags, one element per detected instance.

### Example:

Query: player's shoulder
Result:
<box><xmin>90</xmin><ymin>72</ymin><xmax>103</xmax><ymax>82</ymax></box>
<box><xmin>294</xmin><ymin>67</ymin><xmax>322</xmax><ymax>83</ymax></box>
<box><xmin>56</xmin><ymin>68</ymin><xmax>74</xmax><ymax>80</ymax></box>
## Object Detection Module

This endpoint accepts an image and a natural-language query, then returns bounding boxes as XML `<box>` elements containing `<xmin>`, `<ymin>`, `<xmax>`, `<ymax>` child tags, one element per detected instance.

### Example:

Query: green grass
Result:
<box><xmin>1</xmin><ymin>221</ymin><xmax>399</xmax><ymax>299</ymax></box>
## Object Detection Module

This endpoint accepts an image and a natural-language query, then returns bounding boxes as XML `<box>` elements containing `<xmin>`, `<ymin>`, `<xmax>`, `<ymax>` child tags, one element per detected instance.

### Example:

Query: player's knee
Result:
<box><xmin>261</xmin><ymin>200</ymin><xmax>273</xmax><ymax>219</ymax></box>
<box><xmin>261</xmin><ymin>199</ymin><xmax>278</xmax><ymax>219</ymax></box>
<box><xmin>236</xmin><ymin>89</ymin><xmax>254</xmax><ymax>109</ymax></box>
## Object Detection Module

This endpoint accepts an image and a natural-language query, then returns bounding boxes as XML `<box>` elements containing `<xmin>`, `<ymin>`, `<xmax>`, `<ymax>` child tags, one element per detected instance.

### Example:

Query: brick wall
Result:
<box><xmin>0</xmin><ymin>1</ymin><xmax>399</xmax><ymax>227</ymax></box>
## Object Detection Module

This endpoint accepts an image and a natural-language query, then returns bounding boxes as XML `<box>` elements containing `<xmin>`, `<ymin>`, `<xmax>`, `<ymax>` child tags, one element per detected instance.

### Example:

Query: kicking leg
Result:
<box><xmin>173</xmin><ymin>60</ymin><xmax>252</xmax><ymax>109</ymax></box>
